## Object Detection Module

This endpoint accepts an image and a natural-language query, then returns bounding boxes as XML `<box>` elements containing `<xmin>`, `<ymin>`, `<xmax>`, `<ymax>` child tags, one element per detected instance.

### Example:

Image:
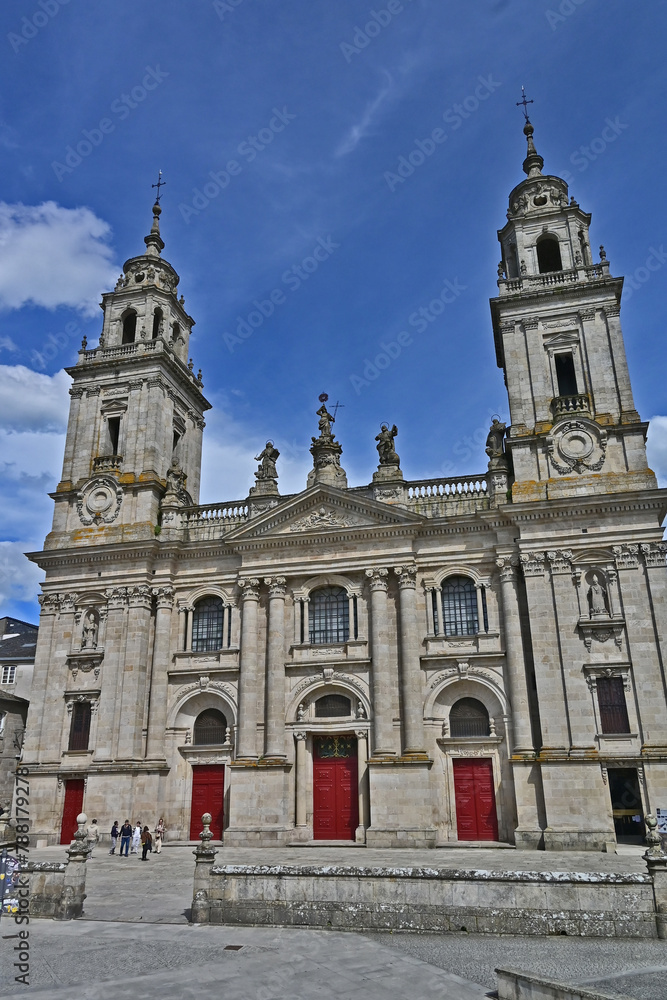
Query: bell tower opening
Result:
<box><xmin>554</xmin><ymin>353</ymin><xmax>578</xmax><ymax>396</ymax></box>
<box><xmin>122</xmin><ymin>310</ymin><xmax>137</xmax><ymax>344</ymax></box>
<box><xmin>537</xmin><ymin>234</ymin><xmax>562</xmax><ymax>273</ymax></box>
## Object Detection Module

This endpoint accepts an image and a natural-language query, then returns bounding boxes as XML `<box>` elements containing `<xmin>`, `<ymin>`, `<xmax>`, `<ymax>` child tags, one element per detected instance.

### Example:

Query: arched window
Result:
<box><xmin>192</xmin><ymin>596</ymin><xmax>224</xmax><ymax>652</ymax></box>
<box><xmin>315</xmin><ymin>694</ymin><xmax>351</xmax><ymax>718</ymax></box>
<box><xmin>536</xmin><ymin>235</ymin><xmax>562</xmax><ymax>273</ymax></box>
<box><xmin>152</xmin><ymin>307</ymin><xmax>163</xmax><ymax>340</ymax></box>
<box><xmin>171</xmin><ymin>322</ymin><xmax>180</xmax><ymax>342</ymax></box>
<box><xmin>309</xmin><ymin>587</ymin><xmax>349</xmax><ymax>644</ymax></box>
<box><xmin>441</xmin><ymin>576</ymin><xmax>479</xmax><ymax>636</ymax></box>
<box><xmin>193</xmin><ymin>708</ymin><xmax>227</xmax><ymax>745</ymax></box>
<box><xmin>450</xmin><ymin>698</ymin><xmax>490</xmax><ymax>738</ymax></box>
<box><xmin>121</xmin><ymin>311</ymin><xmax>137</xmax><ymax>344</ymax></box>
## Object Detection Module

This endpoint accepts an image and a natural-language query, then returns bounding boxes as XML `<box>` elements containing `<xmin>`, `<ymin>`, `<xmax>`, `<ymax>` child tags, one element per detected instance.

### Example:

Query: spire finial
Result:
<box><xmin>516</xmin><ymin>88</ymin><xmax>544</xmax><ymax>178</ymax></box>
<box><xmin>144</xmin><ymin>171</ymin><xmax>165</xmax><ymax>257</ymax></box>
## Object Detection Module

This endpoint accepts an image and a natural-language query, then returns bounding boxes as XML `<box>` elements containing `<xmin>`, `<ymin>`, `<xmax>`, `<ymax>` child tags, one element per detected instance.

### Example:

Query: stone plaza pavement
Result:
<box><xmin>1</xmin><ymin>844</ymin><xmax>666</xmax><ymax>999</ymax></box>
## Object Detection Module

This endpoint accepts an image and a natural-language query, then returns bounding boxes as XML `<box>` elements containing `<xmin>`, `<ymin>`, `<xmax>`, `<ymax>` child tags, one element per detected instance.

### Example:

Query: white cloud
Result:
<box><xmin>0</xmin><ymin>542</ymin><xmax>44</xmax><ymax>607</ymax></box>
<box><xmin>0</xmin><ymin>365</ymin><xmax>70</xmax><ymax>433</ymax></box>
<box><xmin>335</xmin><ymin>78</ymin><xmax>392</xmax><ymax>157</ymax></box>
<box><xmin>0</xmin><ymin>202</ymin><xmax>119</xmax><ymax>317</ymax></box>
<box><xmin>200</xmin><ymin>397</ymin><xmax>311</xmax><ymax>503</ymax></box>
<box><xmin>0</xmin><ymin>336</ymin><xmax>17</xmax><ymax>352</ymax></box>
<box><xmin>647</xmin><ymin>415</ymin><xmax>667</xmax><ymax>488</ymax></box>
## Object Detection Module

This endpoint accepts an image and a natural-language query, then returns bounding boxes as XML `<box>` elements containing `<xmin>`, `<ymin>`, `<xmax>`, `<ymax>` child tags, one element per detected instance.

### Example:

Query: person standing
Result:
<box><xmin>131</xmin><ymin>822</ymin><xmax>141</xmax><ymax>855</ymax></box>
<box><xmin>86</xmin><ymin>818</ymin><xmax>100</xmax><ymax>857</ymax></box>
<box><xmin>109</xmin><ymin>820</ymin><xmax>119</xmax><ymax>855</ymax></box>
<box><xmin>119</xmin><ymin>819</ymin><xmax>132</xmax><ymax>857</ymax></box>
<box><xmin>140</xmin><ymin>825</ymin><xmax>153</xmax><ymax>861</ymax></box>
<box><xmin>154</xmin><ymin>817</ymin><xmax>165</xmax><ymax>854</ymax></box>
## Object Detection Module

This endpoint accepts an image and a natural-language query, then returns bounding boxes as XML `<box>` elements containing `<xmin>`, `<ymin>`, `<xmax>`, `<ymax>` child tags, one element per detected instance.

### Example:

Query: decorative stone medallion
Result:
<box><xmin>546</xmin><ymin>419</ymin><xmax>607</xmax><ymax>475</ymax></box>
<box><xmin>76</xmin><ymin>476</ymin><xmax>123</xmax><ymax>526</ymax></box>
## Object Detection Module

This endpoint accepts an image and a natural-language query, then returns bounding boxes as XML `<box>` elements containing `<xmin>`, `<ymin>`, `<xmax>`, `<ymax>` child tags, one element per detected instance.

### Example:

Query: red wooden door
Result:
<box><xmin>313</xmin><ymin>736</ymin><xmax>358</xmax><ymax>840</ymax></box>
<box><xmin>60</xmin><ymin>779</ymin><xmax>85</xmax><ymax>844</ymax></box>
<box><xmin>190</xmin><ymin>765</ymin><xmax>224</xmax><ymax>840</ymax></box>
<box><xmin>453</xmin><ymin>758</ymin><xmax>498</xmax><ymax>841</ymax></box>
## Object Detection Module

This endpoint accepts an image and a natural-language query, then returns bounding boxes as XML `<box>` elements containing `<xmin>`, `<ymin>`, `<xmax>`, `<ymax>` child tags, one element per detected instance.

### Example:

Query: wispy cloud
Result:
<box><xmin>335</xmin><ymin>76</ymin><xmax>393</xmax><ymax>157</ymax></box>
<box><xmin>647</xmin><ymin>415</ymin><xmax>667</xmax><ymax>488</ymax></box>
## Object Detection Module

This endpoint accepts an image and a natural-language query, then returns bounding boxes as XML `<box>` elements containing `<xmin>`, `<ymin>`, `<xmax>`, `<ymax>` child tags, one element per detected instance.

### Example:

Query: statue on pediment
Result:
<box><xmin>376</xmin><ymin>423</ymin><xmax>400</xmax><ymax>467</ymax></box>
<box><xmin>254</xmin><ymin>441</ymin><xmax>279</xmax><ymax>481</ymax></box>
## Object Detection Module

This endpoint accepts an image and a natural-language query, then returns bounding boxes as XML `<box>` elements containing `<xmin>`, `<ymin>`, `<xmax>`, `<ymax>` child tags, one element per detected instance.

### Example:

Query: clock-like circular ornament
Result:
<box><xmin>76</xmin><ymin>476</ymin><xmax>123</xmax><ymax>526</ymax></box>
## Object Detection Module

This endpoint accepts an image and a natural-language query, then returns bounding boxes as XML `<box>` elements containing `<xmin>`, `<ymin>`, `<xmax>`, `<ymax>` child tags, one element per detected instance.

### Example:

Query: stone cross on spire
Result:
<box><xmin>516</xmin><ymin>89</ymin><xmax>544</xmax><ymax>178</ymax></box>
<box><xmin>144</xmin><ymin>172</ymin><xmax>166</xmax><ymax>257</ymax></box>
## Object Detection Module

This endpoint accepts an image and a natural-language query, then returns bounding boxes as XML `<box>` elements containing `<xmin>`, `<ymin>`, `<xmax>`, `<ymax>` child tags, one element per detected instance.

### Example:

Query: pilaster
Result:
<box><xmin>236</xmin><ymin>578</ymin><xmax>260</xmax><ymax>760</ymax></box>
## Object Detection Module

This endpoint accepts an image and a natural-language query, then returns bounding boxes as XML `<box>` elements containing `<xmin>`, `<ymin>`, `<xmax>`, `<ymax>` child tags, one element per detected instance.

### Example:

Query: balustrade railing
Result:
<box><xmin>180</xmin><ymin>501</ymin><xmax>248</xmax><ymax>529</ymax></box>
<box><xmin>498</xmin><ymin>259</ymin><xmax>610</xmax><ymax>296</ymax></box>
<box><xmin>406</xmin><ymin>476</ymin><xmax>488</xmax><ymax>501</ymax></box>
<box><xmin>93</xmin><ymin>454</ymin><xmax>123</xmax><ymax>472</ymax></box>
<box><xmin>551</xmin><ymin>394</ymin><xmax>591</xmax><ymax>418</ymax></box>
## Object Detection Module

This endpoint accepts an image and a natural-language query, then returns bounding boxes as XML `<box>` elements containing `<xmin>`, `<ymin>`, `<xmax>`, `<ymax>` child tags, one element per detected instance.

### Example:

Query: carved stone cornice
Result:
<box><xmin>603</xmin><ymin>304</ymin><xmax>620</xmax><ymax>318</ymax></box>
<box><xmin>153</xmin><ymin>585</ymin><xmax>175</xmax><ymax>609</ymax></box>
<box><xmin>264</xmin><ymin>576</ymin><xmax>287</xmax><ymax>599</ymax></box>
<box><xmin>640</xmin><ymin>542</ymin><xmax>667</xmax><ymax>569</ymax></box>
<box><xmin>521</xmin><ymin>317</ymin><xmax>539</xmax><ymax>330</ymax></box>
<box><xmin>394</xmin><ymin>565</ymin><xmax>417</xmax><ymax>590</ymax></box>
<box><xmin>578</xmin><ymin>308</ymin><xmax>596</xmax><ymax>321</ymax></box>
<box><xmin>495</xmin><ymin>556</ymin><xmax>517</xmax><ymax>583</ymax></box>
<box><xmin>365</xmin><ymin>568</ymin><xmax>389</xmax><ymax>592</ymax></box>
<box><xmin>238</xmin><ymin>578</ymin><xmax>260</xmax><ymax>602</ymax></box>
<box><xmin>520</xmin><ymin>552</ymin><xmax>545</xmax><ymax>577</ymax></box>
<box><xmin>613</xmin><ymin>544</ymin><xmax>639</xmax><ymax>570</ymax></box>
<box><xmin>546</xmin><ymin>549</ymin><xmax>573</xmax><ymax>574</ymax></box>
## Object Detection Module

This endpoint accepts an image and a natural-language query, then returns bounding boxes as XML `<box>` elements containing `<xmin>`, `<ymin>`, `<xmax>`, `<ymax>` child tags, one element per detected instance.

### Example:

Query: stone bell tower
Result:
<box><xmin>46</xmin><ymin>197</ymin><xmax>211</xmax><ymax>548</ymax></box>
<box><xmin>490</xmin><ymin>114</ymin><xmax>656</xmax><ymax>502</ymax></box>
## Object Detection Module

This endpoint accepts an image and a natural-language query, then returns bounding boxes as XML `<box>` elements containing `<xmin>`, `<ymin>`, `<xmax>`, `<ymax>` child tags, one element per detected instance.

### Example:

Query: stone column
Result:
<box><xmin>236</xmin><ymin>578</ymin><xmax>260</xmax><ymax>759</ymax></box>
<box><xmin>97</xmin><ymin>588</ymin><xmax>128</xmax><ymax>761</ymax></box>
<box><xmin>355</xmin><ymin>729</ymin><xmax>370</xmax><ymax>842</ymax></box>
<box><xmin>117</xmin><ymin>585</ymin><xmax>153</xmax><ymax>759</ymax></box>
<box><xmin>146</xmin><ymin>586</ymin><xmax>175</xmax><ymax>760</ymax></box>
<box><xmin>295</xmin><ymin>731</ymin><xmax>307</xmax><ymax>827</ymax></box>
<box><xmin>264</xmin><ymin>577</ymin><xmax>287</xmax><ymax>759</ymax></box>
<box><xmin>475</xmin><ymin>583</ymin><xmax>486</xmax><ymax>632</ymax></box>
<box><xmin>394</xmin><ymin>566</ymin><xmax>426</xmax><ymax>756</ymax></box>
<box><xmin>496</xmin><ymin>556</ymin><xmax>534</xmax><ymax>754</ymax></box>
<box><xmin>365</xmin><ymin>569</ymin><xmax>396</xmax><ymax>756</ymax></box>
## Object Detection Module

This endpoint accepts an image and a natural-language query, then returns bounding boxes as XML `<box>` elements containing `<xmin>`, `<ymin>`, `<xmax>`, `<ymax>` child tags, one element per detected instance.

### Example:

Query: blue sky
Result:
<box><xmin>1</xmin><ymin>0</ymin><xmax>666</xmax><ymax>622</ymax></box>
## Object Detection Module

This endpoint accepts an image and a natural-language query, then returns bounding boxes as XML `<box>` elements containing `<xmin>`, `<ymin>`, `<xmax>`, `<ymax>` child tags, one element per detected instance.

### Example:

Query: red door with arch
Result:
<box><xmin>60</xmin><ymin>779</ymin><xmax>85</xmax><ymax>844</ymax></box>
<box><xmin>313</xmin><ymin>736</ymin><xmax>358</xmax><ymax>840</ymax></box>
<box><xmin>453</xmin><ymin>758</ymin><xmax>498</xmax><ymax>841</ymax></box>
<box><xmin>190</xmin><ymin>765</ymin><xmax>224</xmax><ymax>840</ymax></box>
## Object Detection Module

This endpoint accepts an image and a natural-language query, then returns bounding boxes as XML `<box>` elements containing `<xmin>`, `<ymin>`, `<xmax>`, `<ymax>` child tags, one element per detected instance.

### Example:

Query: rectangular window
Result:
<box><xmin>597</xmin><ymin>677</ymin><xmax>631</xmax><ymax>734</ymax></box>
<box><xmin>555</xmin><ymin>353</ymin><xmax>578</xmax><ymax>396</ymax></box>
<box><xmin>1</xmin><ymin>665</ymin><xmax>16</xmax><ymax>684</ymax></box>
<box><xmin>108</xmin><ymin>416</ymin><xmax>121</xmax><ymax>455</ymax></box>
<box><xmin>69</xmin><ymin>702</ymin><xmax>92</xmax><ymax>751</ymax></box>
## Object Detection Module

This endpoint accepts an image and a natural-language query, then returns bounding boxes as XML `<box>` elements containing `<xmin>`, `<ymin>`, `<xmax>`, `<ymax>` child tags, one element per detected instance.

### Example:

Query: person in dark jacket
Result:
<box><xmin>109</xmin><ymin>821</ymin><xmax>119</xmax><ymax>854</ymax></box>
<box><xmin>140</xmin><ymin>825</ymin><xmax>152</xmax><ymax>861</ymax></box>
<box><xmin>119</xmin><ymin>820</ymin><xmax>132</xmax><ymax>857</ymax></box>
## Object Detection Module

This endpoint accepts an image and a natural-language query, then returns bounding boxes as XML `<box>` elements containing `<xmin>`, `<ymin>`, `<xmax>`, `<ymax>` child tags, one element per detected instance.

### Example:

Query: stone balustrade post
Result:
<box><xmin>394</xmin><ymin>566</ymin><xmax>427</xmax><ymax>755</ymax></box>
<box><xmin>59</xmin><ymin>813</ymin><xmax>88</xmax><ymax>919</ymax></box>
<box><xmin>192</xmin><ymin>812</ymin><xmax>218</xmax><ymax>924</ymax></box>
<box><xmin>644</xmin><ymin>814</ymin><xmax>667</xmax><ymax>939</ymax></box>
<box><xmin>146</xmin><ymin>586</ymin><xmax>175</xmax><ymax>760</ymax></box>
<box><xmin>236</xmin><ymin>579</ymin><xmax>260</xmax><ymax>759</ymax></box>
<box><xmin>365</xmin><ymin>569</ymin><xmax>396</xmax><ymax>756</ymax></box>
<box><xmin>264</xmin><ymin>577</ymin><xmax>287</xmax><ymax>759</ymax></box>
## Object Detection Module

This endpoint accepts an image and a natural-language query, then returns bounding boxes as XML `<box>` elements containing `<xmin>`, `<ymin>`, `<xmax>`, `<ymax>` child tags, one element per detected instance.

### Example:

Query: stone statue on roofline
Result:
<box><xmin>254</xmin><ymin>441</ymin><xmax>280</xmax><ymax>481</ymax></box>
<box><xmin>308</xmin><ymin>394</ymin><xmax>347</xmax><ymax>489</ymax></box>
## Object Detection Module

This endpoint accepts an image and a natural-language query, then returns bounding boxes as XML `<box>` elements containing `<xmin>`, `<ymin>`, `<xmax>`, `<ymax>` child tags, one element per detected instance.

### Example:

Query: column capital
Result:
<box><xmin>239</xmin><ymin>578</ymin><xmax>261</xmax><ymax>601</ymax></box>
<box><xmin>546</xmin><ymin>549</ymin><xmax>573</xmax><ymax>574</ymax></box>
<box><xmin>264</xmin><ymin>576</ymin><xmax>287</xmax><ymax>599</ymax></box>
<box><xmin>105</xmin><ymin>586</ymin><xmax>129</xmax><ymax>609</ymax></box>
<box><xmin>520</xmin><ymin>551</ymin><xmax>545</xmax><ymax>577</ymax></box>
<box><xmin>641</xmin><ymin>542</ymin><xmax>667</xmax><ymax>569</ymax></box>
<box><xmin>613</xmin><ymin>544</ymin><xmax>639</xmax><ymax>570</ymax></box>
<box><xmin>365</xmin><ymin>568</ymin><xmax>389</xmax><ymax>592</ymax></box>
<box><xmin>59</xmin><ymin>592</ymin><xmax>77</xmax><ymax>614</ymax></box>
<box><xmin>128</xmin><ymin>584</ymin><xmax>153</xmax><ymax>609</ymax></box>
<box><xmin>153</xmin><ymin>585</ymin><xmax>175</xmax><ymax>609</ymax></box>
<box><xmin>38</xmin><ymin>593</ymin><xmax>61</xmax><ymax>615</ymax></box>
<box><xmin>295</xmin><ymin>731</ymin><xmax>307</xmax><ymax>742</ymax></box>
<box><xmin>355</xmin><ymin>729</ymin><xmax>369</xmax><ymax>741</ymax></box>
<box><xmin>495</xmin><ymin>555</ymin><xmax>517</xmax><ymax>582</ymax></box>
<box><xmin>394</xmin><ymin>565</ymin><xmax>417</xmax><ymax>589</ymax></box>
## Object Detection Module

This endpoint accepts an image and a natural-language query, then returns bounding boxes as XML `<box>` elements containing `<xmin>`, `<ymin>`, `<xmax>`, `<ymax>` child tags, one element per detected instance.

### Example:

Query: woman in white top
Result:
<box><xmin>131</xmin><ymin>822</ymin><xmax>142</xmax><ymax>854</ymax></box>
<box><xmin>154</xmin><ymin>817</ymin><xmax>165</xmax><ymax>854</ymax></box>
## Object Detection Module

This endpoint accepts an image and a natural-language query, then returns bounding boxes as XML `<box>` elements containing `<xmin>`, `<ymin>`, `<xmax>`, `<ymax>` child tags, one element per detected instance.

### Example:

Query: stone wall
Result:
<box><xmin>192</xmin><ymin>861</ymin><xmax>660</xmax><ymax>937</ymax></box>
<box><xmin>496</xmin><ymin>968</ymin><xmax>621</xmax><ymax>1000</ymax></box>
<box><xmin>20</xmin><ymin>859</ymin><xmax>86</xmax><ymax>919</ymax></box>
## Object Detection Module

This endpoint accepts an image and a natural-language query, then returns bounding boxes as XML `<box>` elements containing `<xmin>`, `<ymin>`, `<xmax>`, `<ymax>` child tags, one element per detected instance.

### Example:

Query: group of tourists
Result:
<box><xmin>84</xmin><ymin>817</ymin><xmax>166</xmax><ymax>860</ymax></box>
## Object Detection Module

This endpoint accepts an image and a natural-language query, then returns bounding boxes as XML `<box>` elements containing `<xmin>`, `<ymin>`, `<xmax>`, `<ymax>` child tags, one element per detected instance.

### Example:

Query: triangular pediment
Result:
<box><xmin>224</xmin><ymin>485</ymin><xmax>423</xmax><ymax>543</ymax></box>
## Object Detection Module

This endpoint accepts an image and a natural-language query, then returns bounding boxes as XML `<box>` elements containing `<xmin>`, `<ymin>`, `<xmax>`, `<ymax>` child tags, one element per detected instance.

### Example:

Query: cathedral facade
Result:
<box><xmin>22</xmin><ymin>119</ymin><xmax>667</xmax><ymax>850</ymax></box>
